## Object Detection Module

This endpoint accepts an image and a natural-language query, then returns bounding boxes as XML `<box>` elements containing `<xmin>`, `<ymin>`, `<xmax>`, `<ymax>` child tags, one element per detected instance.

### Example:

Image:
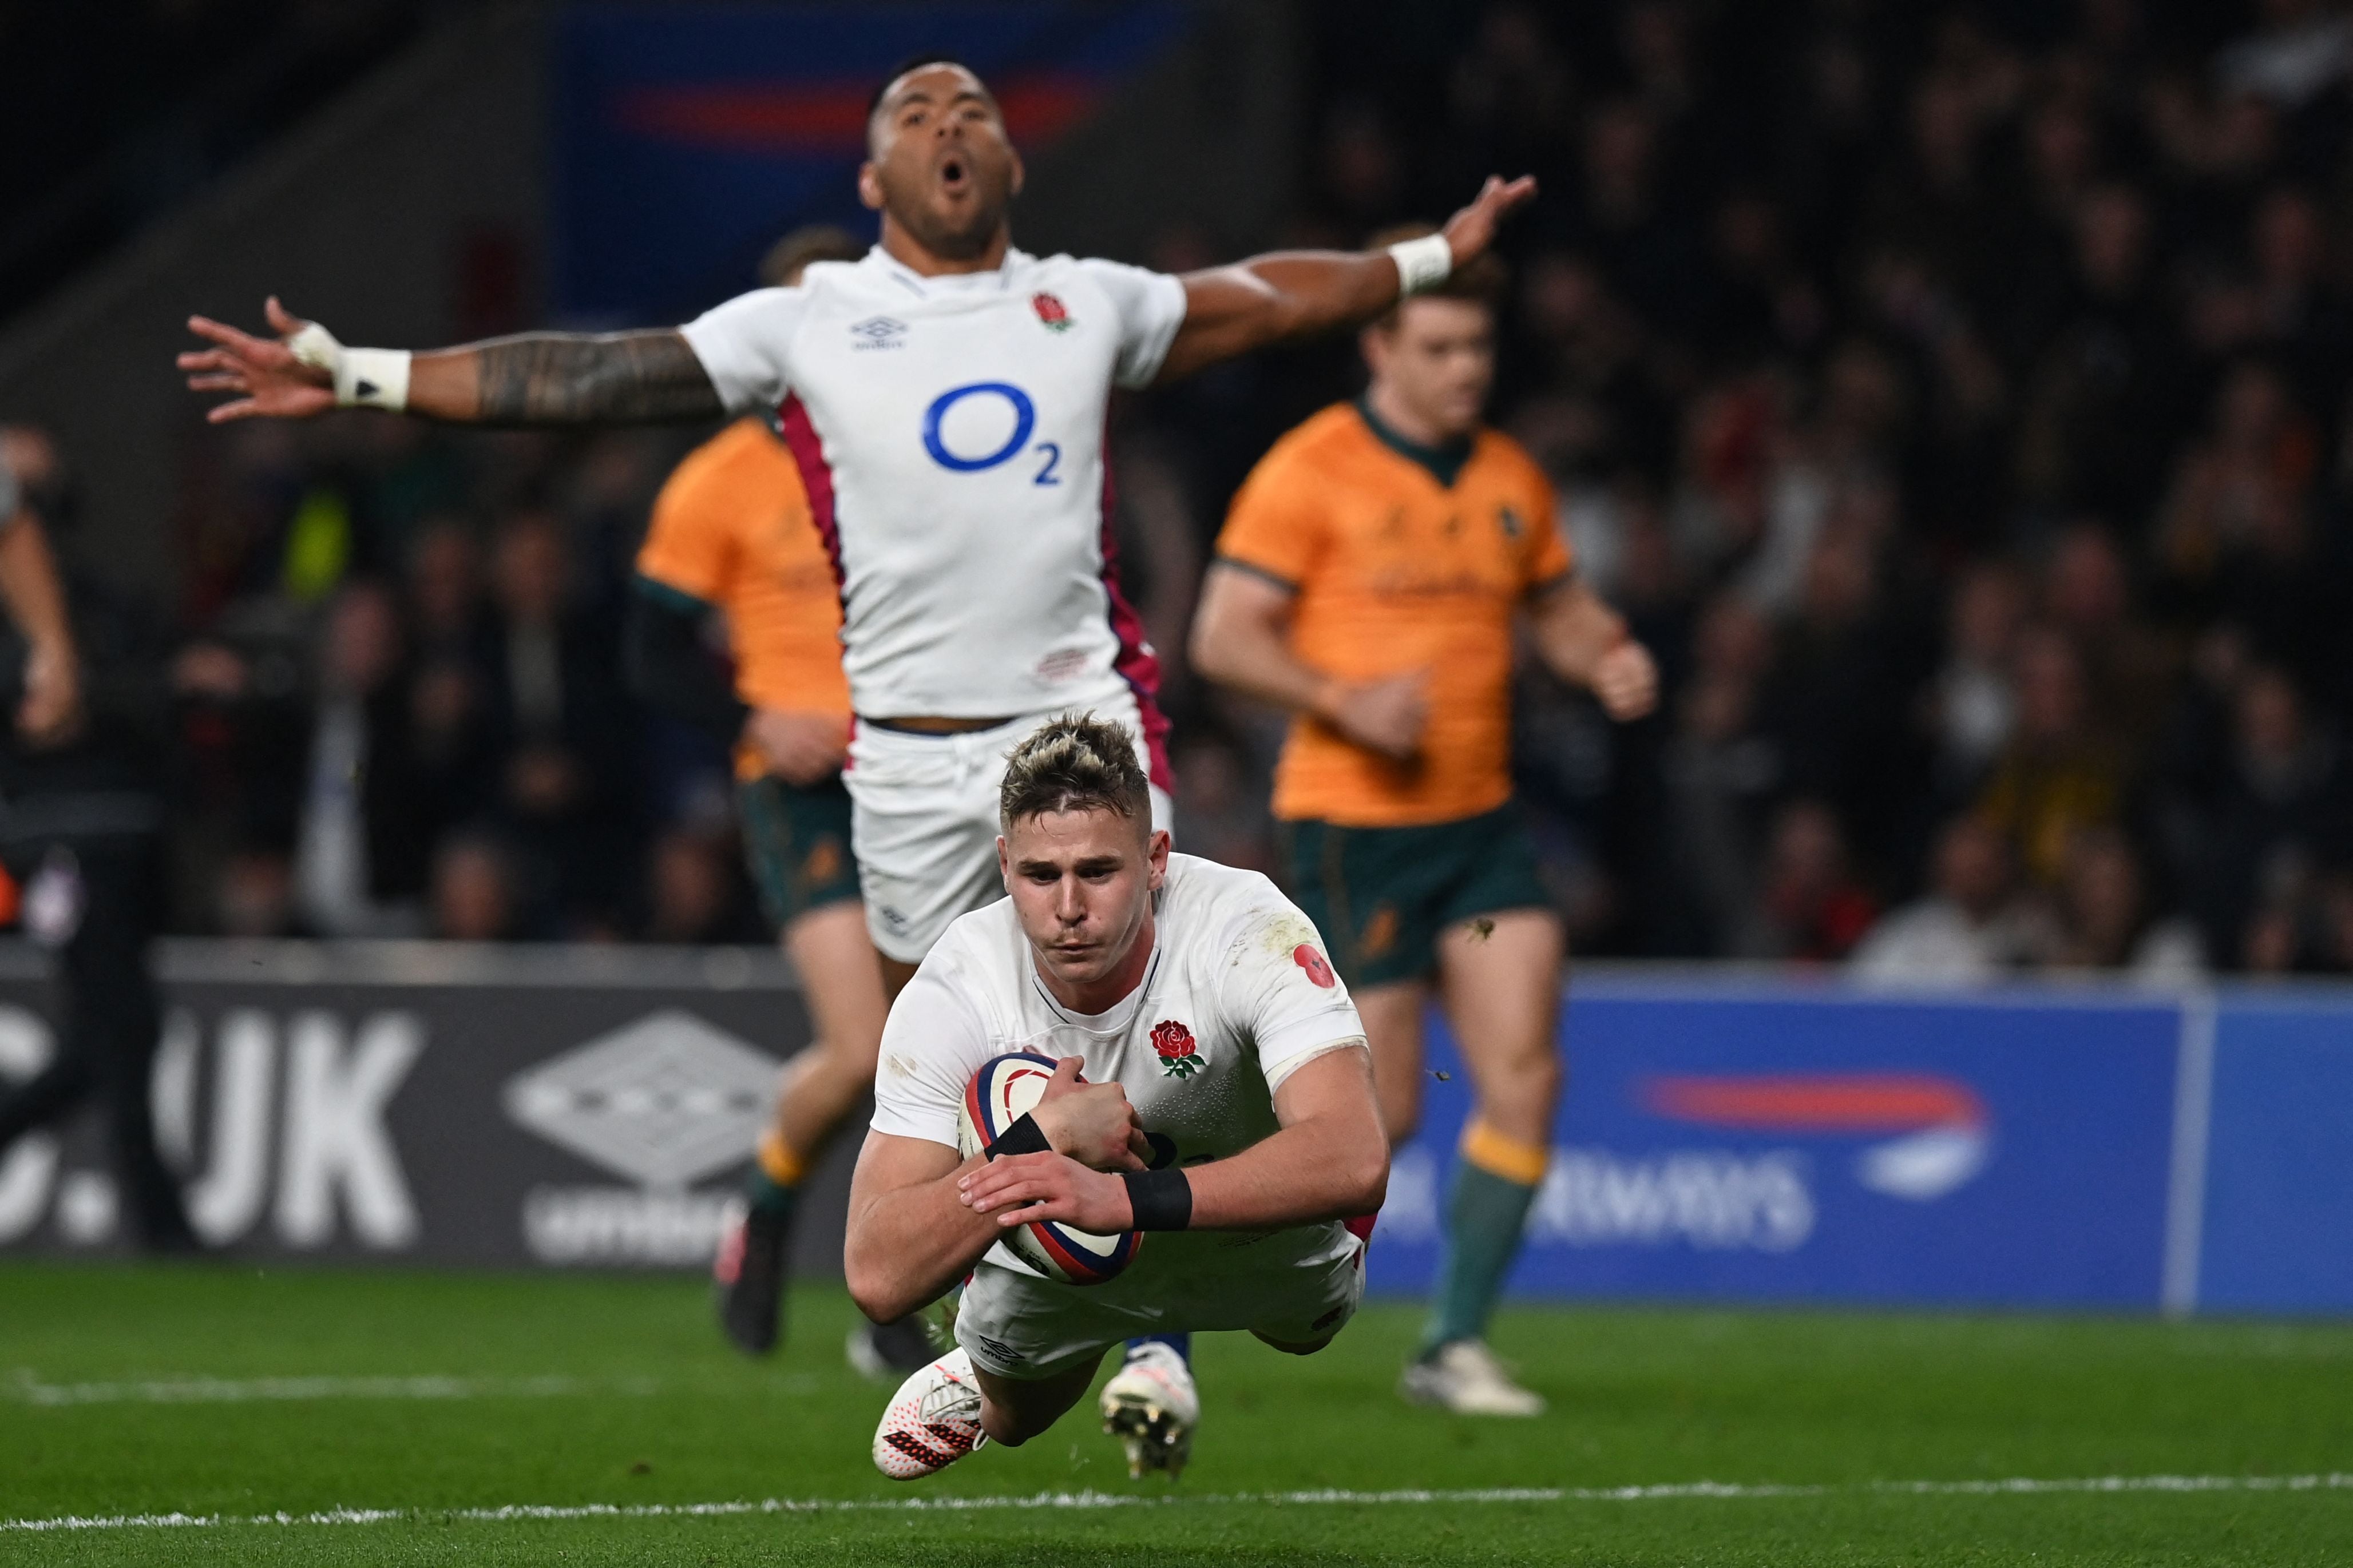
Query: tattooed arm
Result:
<box><xmin>443</xmin><ymin>330</ymin><xmax>721</xmax><ymax>424</ymax></box>
<box><xmin>179</xmin><ymin>297</ymin><xmax>726</xmax><ymax>426</ymax></box>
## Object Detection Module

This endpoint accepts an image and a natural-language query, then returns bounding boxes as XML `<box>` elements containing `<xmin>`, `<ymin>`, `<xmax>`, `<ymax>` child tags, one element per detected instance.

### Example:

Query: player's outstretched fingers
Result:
<box><xmin>1443</xmin><ymin>174</ymin><xmax>1539</xmax><ymax>265</ymax></box>
<box><xmin>179</xmin><ymin>310</ymin><xmax>335</xmax><ymax>422</ymax></box>
<box><xmin>184</xmin><ymin>316</ymin><xmax>268</xmax><ymax>354</ymax></box>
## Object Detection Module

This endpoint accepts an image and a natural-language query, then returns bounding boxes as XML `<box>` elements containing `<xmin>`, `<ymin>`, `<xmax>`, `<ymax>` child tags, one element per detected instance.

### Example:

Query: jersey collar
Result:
<box><xmin>865</xmin><ymin>244</ymin><xmax>1034</xmax><ymax>299</ymax></box>
<box><xmin>1354</xmin><ymin>395</ymin><xmax>1475</xmax><ymax>490</ymax></box>
<box><xmin>1028</xmin><ymin>939</ymin><xmax>1162</xmax><ymax>1035</ymax></box>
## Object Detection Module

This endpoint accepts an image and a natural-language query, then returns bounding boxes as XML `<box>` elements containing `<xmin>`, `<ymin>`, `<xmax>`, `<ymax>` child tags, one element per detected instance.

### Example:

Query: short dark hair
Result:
<box><xmin>1366</xmin><ymin>222</ymin><xmax>1507</xmax><ymax>327</ymax></box>
<box><xmin>866</xmin><ymin>53</ymin><xmax>984</xmax><ymax>121</ymax></box>
<box><xmin>1000</xmin><ymin>713</ymin><xmax>1151</xmax><ymax>829</ymax></box>
<box><xmin>758</xmin><ymin>223</ymin><xmax>865</xmax><ymax>288</ymax></box>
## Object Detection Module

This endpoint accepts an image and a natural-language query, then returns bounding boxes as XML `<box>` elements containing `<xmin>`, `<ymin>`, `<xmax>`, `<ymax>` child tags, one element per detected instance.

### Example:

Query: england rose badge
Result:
<box><xmin>1151</xmin><ymin>1019</ymin><xmax>1201</xmax><ymax>1079</ymax></box>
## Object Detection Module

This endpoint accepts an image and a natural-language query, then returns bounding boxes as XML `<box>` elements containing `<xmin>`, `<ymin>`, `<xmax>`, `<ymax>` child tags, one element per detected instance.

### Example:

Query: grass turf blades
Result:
<box><xmin>5</xmin><ymin>1263</ymin><xmax>2350</xmax><ymax>1565</ymax></box>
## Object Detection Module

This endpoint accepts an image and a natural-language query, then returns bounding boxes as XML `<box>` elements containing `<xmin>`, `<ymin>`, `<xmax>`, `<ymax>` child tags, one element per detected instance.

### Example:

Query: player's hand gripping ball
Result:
<box><xmin>956</xmin><ymin>1051</ymin><xmax>1142</xmax><ymax>1285</ymax></box>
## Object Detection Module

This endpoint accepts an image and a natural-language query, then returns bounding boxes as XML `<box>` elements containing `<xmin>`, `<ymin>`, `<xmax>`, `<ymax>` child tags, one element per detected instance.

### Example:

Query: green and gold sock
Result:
<box><xmin>1420</xmin><ymin>1119</ymin><xmax>1547</xmax><ymax>1358</ymax></box>
<box><xmin>747</xmin><ymin>1128</ymin><xmax>806</xmax><ymax>1218</ymax></box>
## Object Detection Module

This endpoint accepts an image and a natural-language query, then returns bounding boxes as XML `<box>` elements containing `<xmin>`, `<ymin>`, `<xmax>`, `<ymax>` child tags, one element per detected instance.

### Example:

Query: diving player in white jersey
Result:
<box><xmin>849</xmin><ymin>713</ymin><xmax>1387</xmax><ymax>1480</ymax></box>
<box><xmin>176</xmin><ymin>50</ymin><xmax>1522</xmax><ymax>1458</ymax></box>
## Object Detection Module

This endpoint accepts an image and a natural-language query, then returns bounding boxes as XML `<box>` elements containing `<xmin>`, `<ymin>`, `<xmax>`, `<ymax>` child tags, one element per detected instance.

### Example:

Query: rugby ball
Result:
<box><xmin>956</xmin><ymin>1051</ymin><xmax>1141</xmax><ymax>1287</ymax></box>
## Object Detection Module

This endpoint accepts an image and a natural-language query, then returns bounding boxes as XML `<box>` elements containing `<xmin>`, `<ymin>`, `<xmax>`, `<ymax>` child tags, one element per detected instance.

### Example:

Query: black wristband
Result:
<box><xmin>984</xmin><ymin>1112</ymin><xmax>1052</xmax><ymax>1161</ymax></box>
<box><xmin>1122</xmin><ymin>1167</ymin><xmax>1193</xmax><ymax>1231</ymax></box>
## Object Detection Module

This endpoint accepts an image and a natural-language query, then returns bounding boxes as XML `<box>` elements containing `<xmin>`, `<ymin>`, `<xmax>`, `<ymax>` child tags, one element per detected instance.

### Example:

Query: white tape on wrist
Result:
<box><xmin>338</xmin><ymin>348</ymin><xmax>411</xmax><ymax>412</ymax></box>
<box><xmin>286</xmin><ymin>321</ymin><xmax>343</xmax><ymax>375</ymax></box>
<box><xmin>1387</xmin><ymin>233</ymin><xmax>1455</xmax><ymax>296</ymax></box>
<box><xmin>283</xmin><ymin>321</ymin><xmax>410</xmax><ymax>411</ymax></box>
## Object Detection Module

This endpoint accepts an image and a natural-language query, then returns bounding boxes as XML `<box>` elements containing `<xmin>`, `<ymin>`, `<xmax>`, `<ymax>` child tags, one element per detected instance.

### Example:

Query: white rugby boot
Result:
<box><xmin>1398</xmin><ymin>1339</ymin><xmax>1547</xmax><ymax>1416</ymax></box>
<box><xmin>872</xmin><ymin>1348</ymin><xmax>988</xmax><ymax>1480</ymax></box>
<box><xmin>1098</xmin><ymin>1340</ymin><xmax>1199</xmax><ymax>1478</ymax></box>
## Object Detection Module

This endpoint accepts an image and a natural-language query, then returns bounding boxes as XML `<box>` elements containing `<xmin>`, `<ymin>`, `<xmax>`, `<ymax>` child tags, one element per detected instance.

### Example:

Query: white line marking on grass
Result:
<box><xmin>6</xmin><ymin>1474</ymin><xmax>2350</xmax><ymax>1532</ymax></box>
<box><xmin>3</xmin><ymin>1370</ymin><xmax>672</xmax><ymax>1406</ymax></box>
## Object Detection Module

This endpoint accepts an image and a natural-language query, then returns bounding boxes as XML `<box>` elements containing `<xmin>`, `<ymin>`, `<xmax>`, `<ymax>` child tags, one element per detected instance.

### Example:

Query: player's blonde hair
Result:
<box><xmin>999</xmin><ymin>713</ymin><xmax>1151</xmax><ymax>829</ymax></box>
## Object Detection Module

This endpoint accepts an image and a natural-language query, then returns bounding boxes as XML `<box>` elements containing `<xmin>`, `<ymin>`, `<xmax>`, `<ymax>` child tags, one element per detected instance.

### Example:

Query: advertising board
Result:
<box><xmin>1366</xmin><ymin>980</ymin><xmax>2183</xmax><ymax>1310</ymax></box>
<box><xmin>3</xmin><ymin>947</ymin><xmax>2348</xmax><ymax>1317</ymax></box>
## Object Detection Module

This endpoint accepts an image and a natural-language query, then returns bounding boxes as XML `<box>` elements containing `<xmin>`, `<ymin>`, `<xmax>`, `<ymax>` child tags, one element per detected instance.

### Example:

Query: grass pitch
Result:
<box><xmin>3</xmin><ymin>1264</ymin><xmax>2350</xmax><ymax>1565</ymax></box>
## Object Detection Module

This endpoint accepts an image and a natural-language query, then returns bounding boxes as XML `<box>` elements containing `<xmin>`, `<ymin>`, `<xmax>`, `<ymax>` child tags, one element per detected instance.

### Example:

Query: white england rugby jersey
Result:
<box><xmin>680</xmin><ymin>247</ymin><xmax>1186</xmax><ymax>740</ymax></box>
<box><xmin>872</xmin><ymin>852</ymin><xmax>1368</xmax><ymax>1282</ymax></box>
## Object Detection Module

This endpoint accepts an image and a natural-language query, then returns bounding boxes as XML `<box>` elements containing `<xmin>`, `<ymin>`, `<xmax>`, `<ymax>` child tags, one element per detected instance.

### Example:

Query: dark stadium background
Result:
<box><xmin>3</xmin><ymin>1</ymin><xmax>2350</xmax><ymax>979</ymax></box>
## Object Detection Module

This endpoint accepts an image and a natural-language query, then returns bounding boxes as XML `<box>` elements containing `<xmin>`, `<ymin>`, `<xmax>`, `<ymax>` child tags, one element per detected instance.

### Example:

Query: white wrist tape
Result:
<box><xmin>285</xmin><ymin>321</ymin><xmax>411</xmax><ymax>412</ymax></box>
<box><xmin>1387</xmin><ymin>233</ymin><xmax>1455</xmax><ymax>296</ymax></box>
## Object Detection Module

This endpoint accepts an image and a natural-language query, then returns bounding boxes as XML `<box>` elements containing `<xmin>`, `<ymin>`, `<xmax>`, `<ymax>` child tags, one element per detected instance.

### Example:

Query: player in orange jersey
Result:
<box><xmin>627</xmin><ymin>228</ymin><xmax>924</xmax><ymax>1376</ymax></box>
<box><xmin>1191</xmin><ymin>227</ymin><xmax>1657</xmax><ymax>1416</ymax></box>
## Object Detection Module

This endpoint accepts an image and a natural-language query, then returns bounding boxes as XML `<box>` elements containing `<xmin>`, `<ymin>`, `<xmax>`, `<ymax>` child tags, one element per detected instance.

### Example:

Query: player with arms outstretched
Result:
<box><xmin>177</xmin><ymin>54</ymin><xmax>1527</xmax><ymax>1460</ymax></box>
<box><xmin>1192</xmin><ymin>227</ymin><xmax>1658</xmax><ymax>1415</ymax></box>
<box><xmin>847</xmin><ymin>714</ymin><xmax>1385</xmax><ymax>1479</ymax></box>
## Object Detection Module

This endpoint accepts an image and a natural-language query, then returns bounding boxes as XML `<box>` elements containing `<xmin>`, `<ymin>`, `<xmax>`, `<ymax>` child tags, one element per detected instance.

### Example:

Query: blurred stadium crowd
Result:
<box><xmin>15</xmin><ymin>0</ymin><xmax>2353</xmax><ymax>978</ymax></box>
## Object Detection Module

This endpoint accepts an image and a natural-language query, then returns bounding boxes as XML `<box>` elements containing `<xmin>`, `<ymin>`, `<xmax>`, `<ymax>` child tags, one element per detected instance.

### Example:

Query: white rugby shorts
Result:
<box><xmin>843</xmin><ymin>696</ymin><xmax>1173</xmax><ymax>964</ymax></box>
<box><xmin>953</xmin><ymin>1224</ymin><xmax>1366</xmax><ymax>1380</ymax></box>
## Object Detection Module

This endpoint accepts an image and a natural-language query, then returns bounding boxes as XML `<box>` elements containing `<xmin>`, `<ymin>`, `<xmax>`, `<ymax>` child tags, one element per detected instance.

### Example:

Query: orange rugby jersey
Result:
<box><xmin>636</xmin><ymin>417</ymin><xmax>851</xmax><ymax>780</ymax></box>
<box><xmin>1214</xmin><ymin>402</ymin><xmax>1571</xmax><ymax>826</ymax></box>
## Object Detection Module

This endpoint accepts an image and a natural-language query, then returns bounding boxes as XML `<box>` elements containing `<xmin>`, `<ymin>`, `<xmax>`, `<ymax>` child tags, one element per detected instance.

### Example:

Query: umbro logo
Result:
<box><xmin>850</xmin><ymin>316</ymin><xmax>908</xmax><ymax>350</ymax></box>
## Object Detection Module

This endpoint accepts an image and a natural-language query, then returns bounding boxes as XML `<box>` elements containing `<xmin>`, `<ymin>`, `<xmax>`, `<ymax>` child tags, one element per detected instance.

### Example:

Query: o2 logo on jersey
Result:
<box><xmin>922</xmin><ymin>382</ymin><xmax>1061</xmax><ymax>486</ymax></box>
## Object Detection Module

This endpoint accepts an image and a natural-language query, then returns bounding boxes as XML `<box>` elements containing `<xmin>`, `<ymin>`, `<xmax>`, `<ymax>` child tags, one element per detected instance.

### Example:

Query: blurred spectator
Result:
<box><xmin>2218</xmin><ymin>0</ymin><xmax>2353</xmax><ymax>109</ymax></box>
<box><xmin>1760</xmin><ymin>519</ymin><xmax>1926</xmax><ymax>869</ymax></box>
<box><xmin>1925</xmin><ymin>559</ymin><xmax>2024</xmax><ymax>799</ymax></box>
<box><xmin>1742</xmin><ymin>799</ymin><xmax>1878</xmax><ymax>962</ymax></box>
<box><xmin>641</xmin><ymin>828</ymin><xmax>739</xmax><ymax>945</ymax></box>
<box><xmin>2038</xmin><ymin>524</ymin><xmax>2173</xmax><ymax>752</ymax></box>
<box><xmin>1654</xmin><ymin>592</ymin><xmax>1780</xmax><ymax>953</ymax></box>
<box><xmin>2045</xmin><ymin>825</ymin><xmax>2205</xmax><ymax>982</ymax></box>
<box><xmin>215</xmin><ymin>850</ymin><xmax>293</xmax><ymax>939</ymax></box>
<box><xmin>2013</xmin><ymin>182</ymin><xmax>2181</xmax><ymax>527</ymax></box>
<box><xmin>291</xmin><ymin>580</ymin><xmax>430</xmax><ymax>938</ymax></box>
<box><xmin>2177</xmin><ymin>663</ymin><xmax>2350</xmax><ymax>964</ymax></box>
<box><xmin>478</xmin><ymin>509</ymin><xmax>636</xmax><ymax>931</ymax></box>
<box><xmin>1974</xmin><ymin>626</ymin><xmax>2124</xmax><ymax>887</ymax></box>
<box><xmin>2312</xmin><ymin>871</ymin><xmax>2353</xmax><ymax>973</ymax></box>
<box><xmin>2154</xmin><ymin>361</ymin><xmax>2318</xmax><ymax>600</ymax></box>
<box><xmin>430</xmin><ymin>831</ymin><xmax>517</xmax><ymax>942</ymax></box>
<box><xmin>402</xmin><ymin>517</ymin><xmax>493</xmax><ymax>801</ymax></box>
<box><xmin>1851</xmin><ymin>815</ymin><xmax>2051</xmax><ymax>983</ymax></box>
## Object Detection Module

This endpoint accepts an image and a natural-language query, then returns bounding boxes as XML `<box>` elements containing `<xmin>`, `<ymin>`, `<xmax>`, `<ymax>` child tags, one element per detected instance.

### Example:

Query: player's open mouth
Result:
<box><xmin>939</xmin><ymin>156</ymin><xmax>969</xmax><ymax>192</ymax></box>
